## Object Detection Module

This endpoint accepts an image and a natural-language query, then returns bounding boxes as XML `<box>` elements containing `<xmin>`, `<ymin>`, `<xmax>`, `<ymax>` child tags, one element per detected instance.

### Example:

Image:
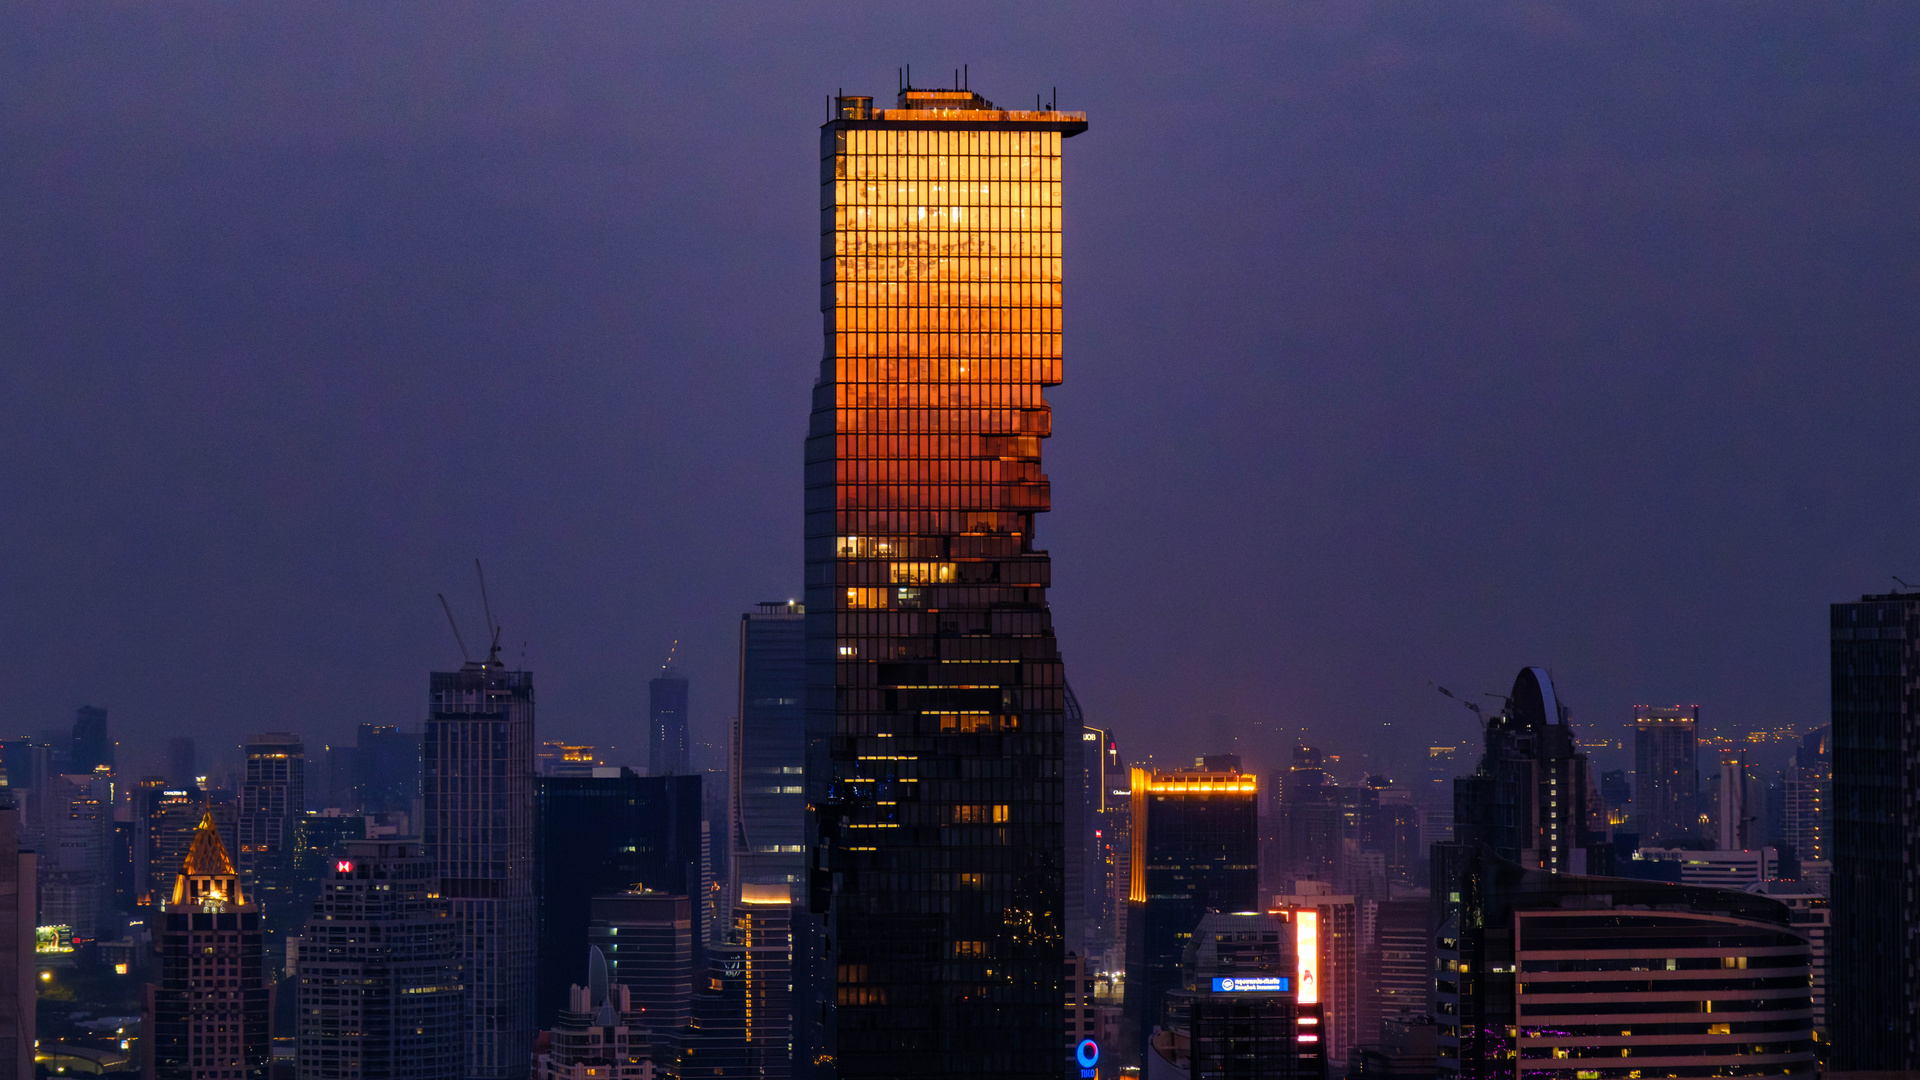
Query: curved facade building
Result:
<box><xmin>1436</xmin><ymin>851</ymin><xmax>1816</xmax><ymax>1079</ymax></box>
<box><xmin>801</xmin><ymin>84</ymin><xmax>1087</xmax><ymax>1079</ymax></box>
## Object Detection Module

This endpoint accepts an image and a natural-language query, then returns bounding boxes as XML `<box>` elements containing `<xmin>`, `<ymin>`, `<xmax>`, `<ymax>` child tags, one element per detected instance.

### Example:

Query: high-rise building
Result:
<box><xmin>1747</xmin><ymin>880</ymin><xmax>1829</xmax><ymax>1036</ymax></box>
<box><xmin>424</xmin><ymin>653</ymin><xmax>536</xmax><ymax>1080</ymax></box>
<box><xmin>354</xmin><ymin>725</ymin><xmax>422</xmax><ymax>817</ymax></box>
<box><xmin>732</xmin><ymin>602</ymin><xmax>806</xmax><ymax>899</ymax></box>
<box><xmin>589</xmin><ymin>890</ymin><xmax>694</xmax><ymax>1064</ymax></box>
<box><xmin>534</xmin><ymin>947</ymin><xmax>660</xmax><ymax>1080</ymax></box>
<box><xmin>1153</xmin><ymin>911</ymin><xmax>1318</xmax><ymax>1080</ymax></box>
<box><xmin>1269</xmin><ymin>884</ymin><xmax>1359</xmax><ymax>1068</ymax></box>
<box><xmin>167</xmin><ymin>738</ymin><xmax>198</xmax><ymax>790</ymax></box>
<box><xmin>1830</xmin><ymin>591</ymin><xmax>1920</xmax><ymax>1069</ymax></box>
<box><xmin>238</xmin><ymin>733</ymin><xmax>304</xmax><ymax>939</ymax></box>
<box><xmin>139</xmin><ymin>783</ymin><xmax>209</xmax><ymax>908</ymax></box>
<box><xmin>294</xmin><ymin>838</ymin><xmax>462</xmax><ymax>1080</ymax></box>
<box><xmin>802</xmin><ymin>83</ymin><xmax>1088</xmax><ymax>1079</ymax></box>
<box><xmin>1072</xmin><ymin>713</ymin><xmax>1121</xmax><ymax>970</ymax></box>
<box><xmin>70</xmin><ymin>705</ymin><xmax>113</xmax><ymax>774</ymax></box>
<box><xmin>1369</xmin><ymin>898</ymin><xmax>1430</xmax><ymax>1043</ymax></box>
<box><xmin>1632</xmin><ymin>704</ymin><xmax>1700</xmax><ymax>846</ymax></box>
<box><xmin>1124</xmin><ymin>768</ymin><xmax>1259</xmax><ymax>1065</ymax></box>
<box><xmin>38</xmin><ymin>771</ymin><xmax>112</xmax><ymax>944</ymax></box>
<box><xmin>1781</xmin><ymin>725</ymin><xmax>1829</xmax><ymax>866</ymax></box>
<box><xmin>649</xmin><ymin>664</ymin><xmax>690</xmax><ymax>778</ymax></box>
<box><xmin>0</xmin><ymin>793</ymin><xmax>35</xmax><ymax>1080</ymax></box>
<box><xmin>535</xmin><ymin>771</ymin><xmax>705</xmax><ymax>1026</ymax></box>
<box><xmin>735</xmin><ymin>885</ymin><xmax>796</xmax><ymax>1078</ymax></box>
<box><xmin>145</xmin><ymin>811</ymin><xmax>270</xmax><ymax>1080</ymax></box>
<box><xmin>1433</xmin><ymin>848</ymin><xmax>1815</xmax><ymax>1079</ymax></box>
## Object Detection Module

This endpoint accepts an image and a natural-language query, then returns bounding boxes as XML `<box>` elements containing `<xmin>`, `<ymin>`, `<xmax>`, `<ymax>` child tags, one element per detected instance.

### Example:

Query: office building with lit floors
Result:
<box><xmin>1124</xmin><ymin>769</ymin><xmax>1259</xmax><ymax>1068</ymax></box>
<box><xmin>237</xmin><ymin>733</ymin><xmax>304</xmax><ymax>940</ymax></box>
<box><xmin>590</xmin><ymin>889</ymin><xmax>696</xmax><ymax>1064</ymax></box>
<box><xmin>1829</xmin><ymin>590</ymin><xmax>1920</xmax><ymax>1070</ymax></box>
<box><xmin>294</xmin><ymin>839</ymin><xmax>462</xmax><ymax>1080</ymax></box>
<box><xmin>1633</xmin><ymin>704</ymin><xmax>1701</xmax><ymax>848</ymax></box>
<box><xmin>145</xmin><ymin>812</ymin><xmax>271</xmax><ymax>1080</ymax></box>
<box><xmin>425</xmin><ymin>652</ymin><xmax>536</xmax><ymax>1080</ymax></box>
<box><xmin>800</xmin><ymin>81</ymin><xmax>1088</xmax><ymax>1080</ymax></box>
<box><xmin>733</xmin><ymin>601</ymin><xmax>807</xmax><ymax>897</ymax></box>
<box><xmin>1433</xmin><ymin>847</ymin><xmax>1814</xmax><ymax>1080</ymax></box>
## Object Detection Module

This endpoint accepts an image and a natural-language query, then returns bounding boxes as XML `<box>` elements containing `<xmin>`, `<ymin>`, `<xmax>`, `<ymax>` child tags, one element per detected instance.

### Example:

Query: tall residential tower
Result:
<box><xmin>425</xmin><ymin>653</ymin><xmax>536</xmax><ymax>1080</ymax></box>
<box><xmin>802</xmin><ymin>84</ymin><xmax>1087</xmax><ymax>1079</ymax></box>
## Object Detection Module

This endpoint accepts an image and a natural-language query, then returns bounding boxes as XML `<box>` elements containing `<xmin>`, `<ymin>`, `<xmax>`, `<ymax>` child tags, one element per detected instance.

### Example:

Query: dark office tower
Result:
<box><xmin>145</xmin><ymin>812</ymin><xmax>270</xmax><ymax>1080</ymax></box>
<box><xmin>1153</xmin><ymin>911</ymin><xmax>1318</xmax><ymax>1080</ymax></box>
<box><xmin>1369</xmin><ymin>899</ymin><xmax>1430</xmax><ymax>1044</ymax></box>
<box><xmin>1632</xmin><ymin>703</ymin><xmax>1700</xmax><ymax>846</ymax></box>
<box><xmin>70</xmin><ymin>705</ymin><xmax>113</xmax><ymax>774</ymax></box>
<box><xmin>166</xmin><ymin>738</ymin><xmax>197</xmax><ymax>789</ymax></box>
<box><xmin>1124</xmin><ymin>768</ymin><xmax>1259</xmax><ymax>1066</ymax></box>
<box><xmin>0</xmin><ymin>794</ymin><xmax>34</xmax><ymax>1080</ymax></box>
<box><xmin>1782</xmin><ymin>725</ymin><xmax>1829</xmax><ymax>867</ymax></box>
<box><xmin>534</xmin><ymin>771</ymin><xmax>705</xmax><ymax>1026</ymax></box>
<box><xmin>238</xmin><ymin>733</ymin><xmax>303</xmax><ymax>938</ymax></box>
<box><xmin>1831</xmin><ymin>591</ymin><xmax>1920</xmax><ymax>1069</ymax></box>
<box><xmin>650</xmin><ymin>664</ymin><xmax>690</xmax><ymax>778</ymax></box>
<box><xmin>295</xmin><ymin>839</ymin><xmax>463</xmax><ymax>1080</ymax></box>
<box><xmin>589</xmin><ymin>889</ymin><xmax>695</xmax><ymax>1063</ymax></box>
<box><xmin>1433</xmin><ymin>848</ymin><xmax>1814</xmax><ymax>1080</ymax></box>
<box><xmin>425</xmin><ymin>654</ymin><xmax>536</xmax><ymax>1080</ymax></box>
<box><xmin>734</xmin><ymin>602</ymin><xmax>807</xmax><ymax>897</ymax></box>
<box><xmin>1435</xmin><ymin>668</ymin><xmax>1611</xmax><ymax>934</ymax></box>
<box><xmin>802</xmin><ymin>84</ymin><xmax>1088</xmax><ymax>1080</ymax></box>
<box><xmin>356</xmin><ymin>724</ymin><xmax>424</xmax><ymax>816</ymax></box>
<box><xmin>140</xmin><ymin>784</ymin><xmax>207</xmax><ymax>907</ymax></box>
<box><xmin>1075</xmin><ymin>715</ymin><xmax>1121</xmax><ymax>970</ymax></box>
<box><xmin>734</xmin><ymin>886</ymin><xmax>796</xmax><ymax>1078</ymax></box>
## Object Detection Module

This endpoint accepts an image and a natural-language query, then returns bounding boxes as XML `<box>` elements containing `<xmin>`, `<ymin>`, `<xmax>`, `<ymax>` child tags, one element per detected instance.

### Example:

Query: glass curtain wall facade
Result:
<box><xmin>1632</xmin><ymin>704</ymin><xmax>1700</xmax><ymax>846</ymax></box>
<box><xmin>735</xmin><ymin>602</ymin><xmax>807</xmax><ymax>895</ymax></box>
<box><xmin>802</xmin><ymin>86</ymin><xmax>1088</xmax><ymax>1080</ymax></box>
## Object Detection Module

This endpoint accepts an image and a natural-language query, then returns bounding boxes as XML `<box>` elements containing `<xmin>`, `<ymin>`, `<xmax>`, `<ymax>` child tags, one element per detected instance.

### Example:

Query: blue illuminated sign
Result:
<box><xmin>1076</xmin><ymin>1039</ymin><xmax>1099</xmax><ymax>1069</ymax></box>
<box><xmin>1211</xmin><ymin>976</ymin><xmax>1289</xmax><ymax>993</ymax></box>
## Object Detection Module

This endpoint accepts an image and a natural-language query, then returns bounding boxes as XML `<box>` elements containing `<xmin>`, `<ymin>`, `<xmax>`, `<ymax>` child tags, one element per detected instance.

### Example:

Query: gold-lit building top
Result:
<box><xmin>169</xmin><ymin>810</ymin><xmax>246</xmax><ymax>909</ymax></box>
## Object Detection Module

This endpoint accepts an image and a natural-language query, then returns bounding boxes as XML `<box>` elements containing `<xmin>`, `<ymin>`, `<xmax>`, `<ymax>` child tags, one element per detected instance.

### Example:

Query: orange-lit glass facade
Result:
<box><xmin>802</xmin><ymin>86</ymin><xmax>1088</xmax><ymax>1080</ymax></box>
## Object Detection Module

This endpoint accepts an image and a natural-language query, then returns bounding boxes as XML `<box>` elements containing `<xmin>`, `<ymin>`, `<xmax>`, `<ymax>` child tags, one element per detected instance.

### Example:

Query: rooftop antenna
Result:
<box><xmin>964</xmin><ymin>64</ymin><xmax>968</xmax><ymax>91</ymax></box>
<box><xmin>1896</xmin><ymin>575</ymin><xmax>1914</xmax><ymax>591</ymax></box>
<box><xmin>475</xmin><ymin>559</ymin><xmax>502</xmax><ymax>664</ymax></box>
<box><xmin>437</xmin><ymin>594</ymin><xmax>471</xmax><ymax>663</ymax></box>
<box><xmin>663</xmin><ymin>639</ymin><xmax>679</xmax><ymax>673</ymax></box>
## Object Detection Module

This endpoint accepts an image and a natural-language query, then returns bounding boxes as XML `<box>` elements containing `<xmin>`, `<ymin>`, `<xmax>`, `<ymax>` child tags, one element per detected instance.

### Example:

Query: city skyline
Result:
<box><xmin>9</xmin><ymin>4</ymin><xmax>1920</xmax><ymax>780</ymax></box>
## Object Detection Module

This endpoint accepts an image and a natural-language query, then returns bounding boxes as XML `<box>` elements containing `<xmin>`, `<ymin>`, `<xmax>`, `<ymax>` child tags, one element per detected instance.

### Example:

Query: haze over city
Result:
<box><xmin>8</xmin><ymin>2</ymin><xmax>1919</xmax><ymax>783</ymax></box>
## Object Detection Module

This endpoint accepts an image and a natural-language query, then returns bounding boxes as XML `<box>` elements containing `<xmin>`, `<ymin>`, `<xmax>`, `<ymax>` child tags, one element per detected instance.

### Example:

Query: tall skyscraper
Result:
<box><xmin>145</xmin><ymin>811</ymin><xmax>270</xmax><ymax>1080</ymax></box>
<box><xmin>535</xmin><ymin>771</ymin><xmax>705</xmax><ymax>1026</ymax></box>
<box><xmin>1781</xmin><ymin>725</ymin><xmax>1829</xmax><ymax>867</ymax></box>
<box><xmin>802</xmin><ymin>83</ymin><xmax>1087</xmax><ymax>1080</ymax></box>
<box><xmin>733</xmin><ymin>602</ymin><xmax>806</xmax><ymax>897</ymax></box>
<box><xmin>1830</xmin><ymin>591</ymin><xmax>1920</xmax><ymax>1069</ymax></box>
<box><xmin>295</xmin><ymin>839</ymin><xmax>463</xmax><ymax>1080</ymax></box>
<box><xmin>1123</xmin><ymin>767</ymin><xmax>1259</xmax><ymax>1066</ymax></box>
<box><xmin>650</xmin><ymin>663</ymin><xmax>690</xmax><ymax>777</ymax></box>
<box><xmin>733</xmin><ymin>885</ymin><xmax>795</xmax><ymax>1079</ymax></box>
<box><xmin>425</xmin><ymin>653</ymin><xmax>536</xmax><ymax>1080</ymax></box>
<box><xmin>70</xmin><ymin>705</ymin><xmax>113</xmax><ymax>774</ymax></box>
<box><xmin>354</xmin><ymin>724</ymin><xmax>423</xmax><ymax>816</ymax></box>
<box><xmin>1632</xmin><ymin>703</ymin><xmax>1700</xmax><ymax>846</ymax></box>
<box><xmin>238</xmin><ymin>733</ymin><xmax>304</xmax><ymax>938</ymax></box>
<box><xmin>139</xmin><ymin>783</ymin><xmax>208</xmax><ymax>907</ymax></box>
<box><xmin>38</xmin><ymin>770</ymin><xmax>112</xmax><ymax>944</ymax></box>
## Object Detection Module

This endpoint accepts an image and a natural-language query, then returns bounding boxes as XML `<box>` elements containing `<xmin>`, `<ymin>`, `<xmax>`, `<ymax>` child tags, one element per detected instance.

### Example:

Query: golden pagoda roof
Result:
<box><xmin>180</xmin><ymin>810</ymin><xmax>236</xmax><ymax>877</ymax></box>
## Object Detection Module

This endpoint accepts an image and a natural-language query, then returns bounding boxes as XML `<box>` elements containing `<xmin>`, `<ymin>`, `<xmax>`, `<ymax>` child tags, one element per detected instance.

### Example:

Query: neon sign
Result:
<box><xmin>336</xmin><ymin>860</ymin><xmax>353</xmax><ymax>873</ymax></box>
<box><xmin>1297</xmin><ymin>910</ymin><xmax>1319</xmax><ymax>1005</ymax></box>
<box><xmin>1075</xmin><ymin>1038</ymin><xmax>1099</xmax><ymax>1077</ymax></box>
<box><xmin>1212</xmin><ymin>976</ymin><xmax>1288</xmax><ymax>992</ymax></box>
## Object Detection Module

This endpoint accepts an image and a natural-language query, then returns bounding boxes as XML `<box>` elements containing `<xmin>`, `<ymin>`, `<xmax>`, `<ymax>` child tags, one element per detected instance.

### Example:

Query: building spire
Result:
<box><xmin>171</xmin><ymin>810</ymin><xmax>244</xmax><ymax>908</ymax></box>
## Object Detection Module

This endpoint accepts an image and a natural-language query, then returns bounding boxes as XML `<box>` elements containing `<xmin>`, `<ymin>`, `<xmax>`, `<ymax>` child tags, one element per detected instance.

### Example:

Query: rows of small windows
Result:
<box><xmin>830</xmin><ymin>282</ymin><xmax>1061</xmax><ymax>314</ymax></box>
<box><xmin>835</xmin><ymin>458</ymin><xmax>1042</xmax><ymax>483</ymax></box>
<box><xmin>1521</xmin><ymin>953</ymin><xmax>1807</xmax><ymax>972</ymax></box>
<box><xmin>832</xmin><ymin>127</ymin><xmax>1059</xmax><ymax>162</ymax></box>
<box><xmin>829</xmin><ymin>404</ymin><xmax>1051</xmax><ymax>436</ymax></box>
<box><xmin>828</xmin><ymin>178</ymin><xmax>1060</xmax><ymax>211</ymax></box>
<box><xmin>1517</xmin><ymin>1039</ymin><xmax>1814</xmax><ymax>1060</ymax></box>
<box><xmin>833</xmin><ymin>203</ymin><xmax>1064</xmax><ymax>236</ymax></box>
<box><xmin>831</xmin><ymin>148</ymin><xmax>1060</xmax><ymax>184</ymax></box>
<box><xmin>835</xmin><ymin>381</ymin><xmax>1051</xmax><ymax>410</ymax></box>
<box><xmin>834</xmin><ymin>231</ymin><xmax>1058</xmax><ymax>260</ymax></box>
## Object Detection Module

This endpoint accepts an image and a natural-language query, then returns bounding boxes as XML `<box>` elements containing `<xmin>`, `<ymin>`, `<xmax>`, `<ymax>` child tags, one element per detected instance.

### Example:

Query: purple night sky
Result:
<box><xmin>4</xmin><ymin>1</ymin><xmax>1918</xmax><ymax>782</ymax></box>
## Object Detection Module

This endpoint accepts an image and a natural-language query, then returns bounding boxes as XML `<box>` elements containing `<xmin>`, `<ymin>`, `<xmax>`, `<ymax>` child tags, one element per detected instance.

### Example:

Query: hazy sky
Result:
<box><xmin>4</xmin><ymin>1</ymin><xmax>1918</xmax><ymax>783</ymax></box>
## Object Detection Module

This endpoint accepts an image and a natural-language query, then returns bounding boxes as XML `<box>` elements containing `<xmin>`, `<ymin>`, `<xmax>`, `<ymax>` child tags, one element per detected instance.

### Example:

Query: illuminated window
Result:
<box><xmin>846</xmin><ymin>588</ymin><xmax>886</xmax><ymax>609</ymax></box>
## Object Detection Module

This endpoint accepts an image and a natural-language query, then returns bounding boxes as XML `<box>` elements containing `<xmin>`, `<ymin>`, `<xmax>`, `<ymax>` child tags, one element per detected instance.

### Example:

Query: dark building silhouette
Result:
<box><xmin>354</xmin><ymin>724</ymin><xmax>423</xmax><ymax>816</ymax></box>
<box><xmin>145</xmin><ymin>812</ymin><xmax>270</xmax><ymax>1080</ymax></box>
<box><xmin>425</xmin><ymin>653</ymin><xmax>536</xmax><ymax>1080</ymax></box>
<box><xmin>802</xmin><ymin>84</ymin><xmax>1088</xmax><ymax>1080</ymax></box>
<box><xmin>70</xmin><ymin>704</ymin><xmax>112</xmax><ymax>774</ymax></box>
<box><xmin>0</xmin><ymin>794</ymin><xmax>34</xmax><ymax>1080</ymax></box>
<box><xmin>733</xmin><ymin>603</ymin><xmax>806</xmax><ymax>899</ymax></box>
<box><xmin>1123</xmin><ymin>768</ymin><xmax>1260</xmax><ymax>1065</ymax></box>
<box><xmin>166</xmin><ymin>737</ymin><xmax>197</xmax><ymax>789</ymax></box>
<box><xmin>1434</xmin><ymin>667</ymin><xmax>1612</xmax><ymax>935</ymax></box>
<box><xmin>533</xmin><ymin>947</ymin><xmax>657</xmax><ymax>1080</ymax></box>
<box><xmin>1831</xmin><ymin>591</ymin><xmax>1920</xmax><ymax>1069</ymax></box>
<box><xmin>535</xmin><ymin>770</ymin><xmax>705</xmax><ymax>1026</ymax></box>
<box><xmin>649</xmin><ymin>664</ymin><xmax>690</xmax><ymax>777</ymax></box>
<box><xmin>1434</xmin><ymin>848</ymin><xmax>1814</xmax><ymax>1079</ymax></box>
<box><xmin>295</xmin><ymin>839</ymin><xmax>463</xmax><ymax>1080</ymax></box>
<box><xmin>590</xmin><ymin>890</ymin><xmax>695</xmax><ymax>1064</ymax></box>
<box><xmin>1632</xmin><ymin>703</ymin><xmax>1699</xmax><ymax>847</ymax></box>
<box><xmin>237</xmin><ymin>733</ymin><xmax>303</xmax><ymax>940</ymax></box>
